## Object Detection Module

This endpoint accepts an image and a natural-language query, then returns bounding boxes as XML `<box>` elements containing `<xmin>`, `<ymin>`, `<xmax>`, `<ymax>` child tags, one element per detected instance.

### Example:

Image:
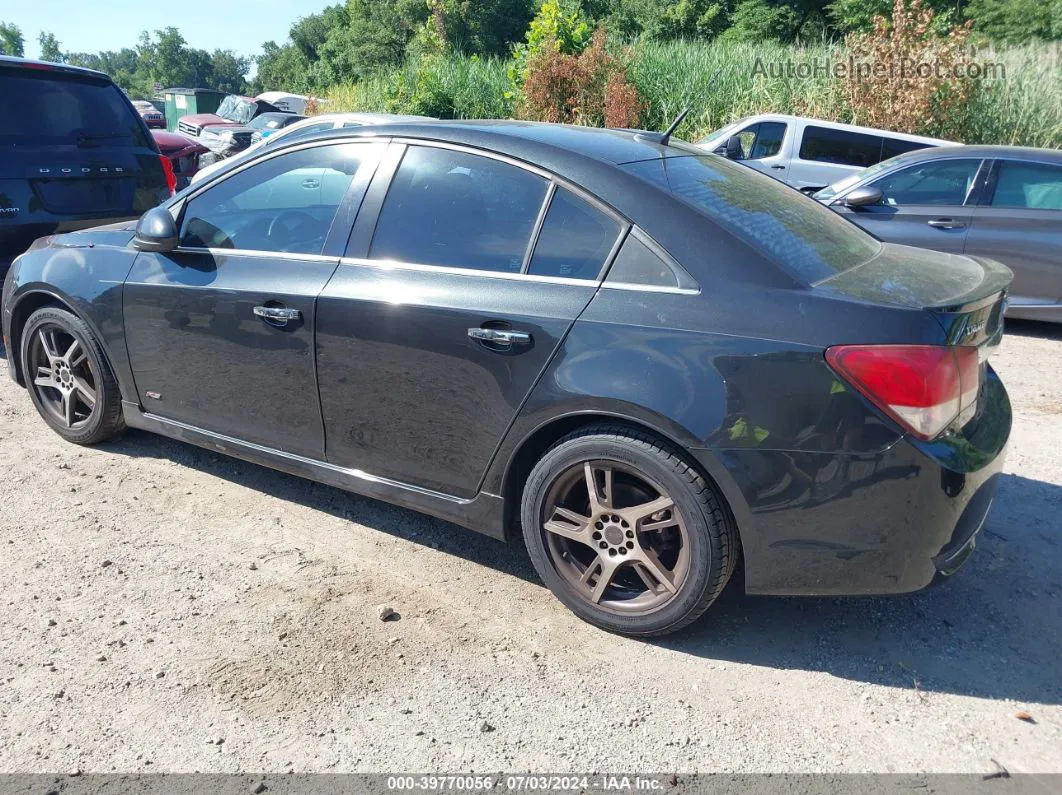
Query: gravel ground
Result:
<box><xmin>0</xmin><ymin>321</ymin><xmax>1059</xmax><ymax>775</ymax></box>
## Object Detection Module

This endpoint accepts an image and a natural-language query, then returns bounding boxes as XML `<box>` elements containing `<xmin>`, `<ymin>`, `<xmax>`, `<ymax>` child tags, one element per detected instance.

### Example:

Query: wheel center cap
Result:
<box><xmin>604</xmin><ymin>526</ymin><xmax>624</xmax><ymax>546</ymax></box>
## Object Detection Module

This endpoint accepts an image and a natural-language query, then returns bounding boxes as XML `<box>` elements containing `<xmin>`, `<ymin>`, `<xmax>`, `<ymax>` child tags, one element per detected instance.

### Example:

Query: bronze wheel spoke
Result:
<box><xmin>72</xmin><ymin>376</ymin><xmax>96</xmax><ymax>408</ymax></box>
<box><xmin>590</xmin><ymin>559</ymin><xmax>620</xmax><ymax>604</ymax></box>
<box><xmin>623</xmin><ymin>495</ymin><xmax>675</xmax><ymax>527</ymax></box>
<box><xmin>38</xmin><ymin>329</ymin><xmax>61</xmax><ymax>365</ymax></box>
<box><xmin>60</xmin><ymin>389</ymin><xmax>77</xmax><ymax>427</ymax></box>
<box><xmin>632</xmin><ymin>548</ymin><xmax>678</xmax><ymax>594</ymax></box>
<box><xmin>583</xmin><ymin>462</ymin><xmax>614</xmax><ymax>512</ymax></box>
<box><xmin>34</xmin><ymin>366</ymin><xmax>58</xmax><ymax>390</ymax></box>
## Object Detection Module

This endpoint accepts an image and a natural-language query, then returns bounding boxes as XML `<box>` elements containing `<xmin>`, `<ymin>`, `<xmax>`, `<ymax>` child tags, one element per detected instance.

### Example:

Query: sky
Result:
<box><xmin>5</xmin><ymin>0</ymin><xmax>334</xmax><ymax>61</ymax></box>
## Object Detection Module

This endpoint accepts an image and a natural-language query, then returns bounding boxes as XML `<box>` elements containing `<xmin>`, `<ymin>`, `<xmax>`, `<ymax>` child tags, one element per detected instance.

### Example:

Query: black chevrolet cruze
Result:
<box><xmin>2</xmin><ymin>121</ymin><xmax>1012</xmax><ymax>636</ymax></box>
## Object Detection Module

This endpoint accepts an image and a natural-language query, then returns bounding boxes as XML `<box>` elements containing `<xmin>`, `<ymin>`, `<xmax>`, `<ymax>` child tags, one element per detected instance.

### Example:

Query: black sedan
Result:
<box><xmin>817</xmin><ymin>145</ymin><xmax>1062</xmax><ymax>323</ymax></box>
<box><xmin>2</xmin><ymin>121</ymin><xmax>1012</xmax><ymax>636</ymax></box>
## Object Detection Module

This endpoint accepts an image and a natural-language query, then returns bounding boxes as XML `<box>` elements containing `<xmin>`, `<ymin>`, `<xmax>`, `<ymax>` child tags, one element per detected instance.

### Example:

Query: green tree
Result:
<box><xmin>38</xmin><ymin>31</ymin><xmax>63</xmax><ymax>63</ymax></box>
<box><xmin>965</xmin><ymin>0</ymin><xmax>1062</xmax><ymax>41</ymax></box>
<box><xmin>0</xmin><ymin>21</ymin><xmax>23</xmax><ymax>56</ymax></box>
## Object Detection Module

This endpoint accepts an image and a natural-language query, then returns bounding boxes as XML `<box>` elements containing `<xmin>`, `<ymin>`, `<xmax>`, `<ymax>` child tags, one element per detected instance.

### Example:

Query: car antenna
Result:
<box><xmin>634</xmin><ymin>108</ymin><xmax>690</xmax><ymax>146</ymax></box>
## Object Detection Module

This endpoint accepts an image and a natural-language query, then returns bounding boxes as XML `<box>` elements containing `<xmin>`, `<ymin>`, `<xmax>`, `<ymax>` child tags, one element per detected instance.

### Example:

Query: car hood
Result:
<box><xmin>180</xmin><ymin>114</ymin><xmax>240</xmax><ymax>129</ymax></box>
<box><xmin>815</xmin><ymin>242</ymin><xmax>1013</xmax><ymax>312</ymax></box>
<box><xmin>34</xmin><ymin>221</ymin><xmax>139</xmax><ymax>252</ymax></box>
<box><xmin>151</xmin><ymin>131</ymin><xmax>207</xmax><ymax>155</ymax></box>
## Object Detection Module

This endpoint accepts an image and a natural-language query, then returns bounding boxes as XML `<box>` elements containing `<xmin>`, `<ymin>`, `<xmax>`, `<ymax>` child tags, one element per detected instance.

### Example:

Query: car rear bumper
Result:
<box><xmin>699</xmin><ymin>370</ymin><xmax>1011</xmax><ymax>596</ymax></box>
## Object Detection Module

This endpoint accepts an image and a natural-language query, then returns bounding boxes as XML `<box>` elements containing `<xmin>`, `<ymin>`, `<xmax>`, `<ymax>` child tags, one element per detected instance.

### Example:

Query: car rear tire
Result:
<box><xmin>20</xmin><ymin>307</ymin><xmax>125</xmax><ymax>446</ymax></box>
<box><xmin>520</xmin><ymin>425</ymin><xmax>737</xmax><ymax>637</ymax></box>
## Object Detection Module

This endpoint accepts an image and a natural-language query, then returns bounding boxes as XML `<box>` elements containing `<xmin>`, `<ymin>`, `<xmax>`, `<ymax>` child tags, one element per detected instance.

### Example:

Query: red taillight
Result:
<box><xmin>826</xmin><ymin>344</ymin><xmax>980</xmax><ymax>440</ymax></box>
<box><xmin>159</xmin><ymin>155</ymin><xmax>177</xmax><ymax>196</ymax></box>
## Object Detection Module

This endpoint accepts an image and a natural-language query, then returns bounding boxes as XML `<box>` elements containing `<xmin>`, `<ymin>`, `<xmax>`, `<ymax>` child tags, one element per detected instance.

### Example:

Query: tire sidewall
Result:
<box><xmin>521</xmin><ymin>433</ymin><xmax>720</xmax><ymax>636</ymax></box>
<box><xmin>21</xmin><ymin>308</ymin><xmax>112</xmax><ymax>444</ymax></box>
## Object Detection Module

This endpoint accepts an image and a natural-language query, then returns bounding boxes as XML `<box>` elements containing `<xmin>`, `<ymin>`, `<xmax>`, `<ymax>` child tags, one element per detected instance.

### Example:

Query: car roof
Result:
<box><xmin>296</xmin><ymin>119</ymin><xmax>702</xmax><ymax>167</ymax></box>
<box><xmin>882</xmin><ymin>144</ymin><xmax>1062</xmax><ymax>164</ymax></box>
<box><xmin>0</xmin><ymin>54</ymin><xmax>109</xmax><ymax>80</ymax></box>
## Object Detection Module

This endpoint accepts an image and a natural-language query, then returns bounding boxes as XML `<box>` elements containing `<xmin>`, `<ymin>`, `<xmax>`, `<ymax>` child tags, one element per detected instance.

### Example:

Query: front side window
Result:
<box><xmin>527</xmin><ymin>189</ymin><xmax>621</xmax><ymax>280</ymax></box>
<box><xmin>799</xmin><ymin>126</ymin><xmax>883</xmax><ymax>168</ymax></box>
<box><xmin>744</xmin><ymin>122</ymin><xmax>786</xmax><ymax>159</ymax></box>
<box><xmin>991</xmin><ymin>161</ymin><xmax>1062</xmax><ymax>210</ymax></box>
<box><xmin>869</xmin><ymin>159</ymin><xmax>982</xmax><ymax>206</ymax></box>
<box><xmin>180</xmin><ymin>143</ymin><xmax>374</xmax><ymax>254</ymax></box>
<box><xmin>881</xmin><ymin>138</ymin><xmax>933</xmax><ymax>160</ymax></box>
<box><xmin>370</xmin><ymin>146</ymin><xmax>548</xmax><ymax>273</ymax></box>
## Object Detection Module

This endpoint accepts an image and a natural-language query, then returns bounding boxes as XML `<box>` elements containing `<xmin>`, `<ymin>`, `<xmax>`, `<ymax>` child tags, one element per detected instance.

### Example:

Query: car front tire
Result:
<box><xmin>20</xmin><ymin>307</ymin><xmax>125</xmax><ymax>446</ymax></box>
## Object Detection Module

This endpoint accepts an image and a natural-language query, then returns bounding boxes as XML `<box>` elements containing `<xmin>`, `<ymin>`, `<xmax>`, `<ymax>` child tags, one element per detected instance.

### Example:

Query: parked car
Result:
<box><xmin>176</xmin><ymin>94</ymin><xmax>282</xmax><ymax>143</ymax></box>
<box><xmin>816</xmin><ymin>145</ymin><xmax>1062</xmax><ymax>323</ymax></box>
<box><xmin>151</xmin><ymin>130</ymin><xmax>209</xmax><ymax>190</ymax></box>
<box><xmin>696</xmin><ymin>114</ymin><xmax>957</xmax><ymax>193</ymax></box>
<box><xmin>248</xmin><ymin>112</ymin><xmax>307</xmax><ymax>143</ymax></box>
<box><xmin>132</xmin><ymin>99</ymin><xmax>165</xmax><ymax>129</ymax></box>
<box><xmin>0</xmin><ymin>56</ymin><xmax>175</xmax><ymax>278</ymax></box>
<box><xmin>191</xmin><ymin>112</ymin><xmax>435</xmax><ymax>184</ymax></box>
<box><xmin>254</xmin><ymin>92</ymin><xmax>314</xmax><ymax>115</ymax></box>
<box><xmin>2</xmin><ymin>121</ymin><xmax>1011</xmax><ymax>636</ymax></box>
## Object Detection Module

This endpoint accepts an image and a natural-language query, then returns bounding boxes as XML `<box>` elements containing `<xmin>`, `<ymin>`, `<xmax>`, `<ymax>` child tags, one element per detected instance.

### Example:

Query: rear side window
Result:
<box><xmin>0</xmin><ymin>70</ymin><xmax>148</xmax><ymax>147</ymax></box>
<box><xmin>527</xmin><ymin>188</ymin><xmax>621</xmax><ymax>280</ymax></box>
<box><xmin>881</xmin><ymin>138</ymin><xmax>932</xmax><ymax>160</ymax></box>
<box><xmin>605</xmin><ymin>234</ymin><xmax>692</xmax><ymax>289</ymax></box>
<box><xmin>799</xmin><ymin>126</ymin><xmax>882</xmax><ymax>168</ymax></box>
<box><xmin>991</xmin><ymin>161</ymin><xmax>1062</xmax><ymax>210</ymax></box>
<box><xmin>622</xmin><ymin>155</ymin><xmax>880</xmax><ymax>283</ymax></box>
<box><xmin>371</xmin><ymin>146</ymin><xmax>548</xmax><ymax>273</ymax></box>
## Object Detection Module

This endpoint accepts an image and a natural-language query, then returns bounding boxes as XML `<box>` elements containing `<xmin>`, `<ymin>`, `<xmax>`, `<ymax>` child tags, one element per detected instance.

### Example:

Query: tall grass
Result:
<box><xmin>321</xmin><ymin>39</ymin><xmax>1062</xmax><ymax>149</ymax></box>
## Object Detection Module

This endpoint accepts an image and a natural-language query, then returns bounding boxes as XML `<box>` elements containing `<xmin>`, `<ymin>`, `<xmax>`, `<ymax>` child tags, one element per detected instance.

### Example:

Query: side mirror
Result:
<box><xmin>724</xmin><ymin>135</ymin><xmax>744</xmax><ymax>160</ymax></box>
<box><xmin>843</xmin><ymin>186</ymin><xmax>884</xmax><ymax>208</ymax></box>
<box><xmin>134</xmin><ymin>207</ymin><xmax>180</xmax><ymax>253</ymax></box>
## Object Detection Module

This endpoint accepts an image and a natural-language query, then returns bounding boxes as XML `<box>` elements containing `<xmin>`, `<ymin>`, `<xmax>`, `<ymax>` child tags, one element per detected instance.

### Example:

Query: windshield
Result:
<box><xmin>814</xmin><ymin>157</ymin><xmax>902</xmax><ymax>201</ymax></box>
<box><xmin>0</xmin><ymin>71</ymin><xmax>149</xmax><ymax>147</ymax></box>
<box><xmin>696</xmin><ymin>118</ymin><xmax>748</xmax><ymax>151</ymax></box>
<box><xmin>217</xmin><ymin>95</ymin><xmax>256</xmax><ymax>125</ymax></box>
<box><xmin>623</xmin><ymin>155</ymin><xmax>881</xmax><ymax>283</ymax></box>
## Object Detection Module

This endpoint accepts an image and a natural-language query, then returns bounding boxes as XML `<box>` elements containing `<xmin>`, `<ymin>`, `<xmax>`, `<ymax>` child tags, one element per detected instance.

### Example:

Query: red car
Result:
<box><xmin>132</xmin><ymin>100</ymin><xmax>166</xmax><ymax>129</ymax></box>
<box><xmin>151</xmin><ymin>130</ymin><xmax>208</xmax><ymax>189</ymax></box>
<box><xmin>175</xmin><ymin>95</ymin><xmax>281</xmax><ymax>147</ymax></box>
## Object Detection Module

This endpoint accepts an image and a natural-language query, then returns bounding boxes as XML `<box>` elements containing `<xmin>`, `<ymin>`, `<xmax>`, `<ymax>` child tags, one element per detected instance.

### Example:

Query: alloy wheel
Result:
<box><xmin>27</xmin><ymin>324</ymin><xmax>99</xmax><ymax>430</ymax></box>
<box><xmin>541</xmin><ymin>460</ymin><xmax>691</xmax><ymax>615</ymax></box>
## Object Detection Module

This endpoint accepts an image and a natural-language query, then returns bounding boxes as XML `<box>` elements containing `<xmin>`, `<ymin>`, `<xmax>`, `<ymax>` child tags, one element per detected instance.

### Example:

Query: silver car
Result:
<box><xmin>817</xmin><ymin>146</ymin><xmax>1062</xmax><ymax>322</ymax></box>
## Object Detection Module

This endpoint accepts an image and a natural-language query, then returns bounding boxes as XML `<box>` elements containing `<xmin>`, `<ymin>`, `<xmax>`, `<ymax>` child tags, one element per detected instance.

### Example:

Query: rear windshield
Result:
<box><xmin>622</xmin><ymin>155</ymin><xmax>880</xmax><ymax>283</ymax></box>
<box><xmin>0</xmin><ymin>69</ymin><xmax>149</xmax><ymax>148</ymax></box>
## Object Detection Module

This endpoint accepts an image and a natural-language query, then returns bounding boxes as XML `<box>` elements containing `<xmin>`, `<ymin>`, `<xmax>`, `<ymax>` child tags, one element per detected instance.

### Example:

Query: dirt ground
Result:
<box><xmin>0</xmin><ymin>321</ymin><xmax>1059</xmax><ymax>775</ymax></box>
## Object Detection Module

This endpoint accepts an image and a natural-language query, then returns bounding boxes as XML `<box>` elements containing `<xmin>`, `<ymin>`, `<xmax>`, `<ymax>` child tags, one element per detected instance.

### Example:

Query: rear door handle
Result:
<box><xmin>770</xmin><ymin>164</ymin><xmax>786</xmax><ymax>170</ymax></box>
<box><xmin>254</xmin><ymin>305</ymin><xmax>302</xmax><ymax>325</ymax></box>
<box><xmin>468</xmin><ymin>327</ymin><xmax>532</xmax><ymax>347</ymax></box>
<box><xmin>928</xmin><ymin>218</ymin><xmax>966</xmax><ymax>230</ymax></box>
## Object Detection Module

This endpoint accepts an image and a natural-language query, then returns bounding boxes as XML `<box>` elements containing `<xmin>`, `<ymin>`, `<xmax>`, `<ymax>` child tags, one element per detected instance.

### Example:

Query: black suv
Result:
<box><xmin>0</xmin><ymin>56</ymin><xmax>175</xmax><ymax>276</ymax></box>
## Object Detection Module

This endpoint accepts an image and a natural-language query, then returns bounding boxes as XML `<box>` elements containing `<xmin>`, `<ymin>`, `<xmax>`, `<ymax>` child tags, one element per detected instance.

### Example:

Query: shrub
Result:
<box><xmin>509</xmin><ymin>0</ymin><xmax>594</xmax><ymax>88</ymax></box>
<box><xmin>520</xmin><ymin>28</ymin><xmax>644</xmax><ymax>127</ymax></box>
<box><xmin>842</xmin><ymin>0</ymin><xmax>977</xmax><ymax>136</ymax></box>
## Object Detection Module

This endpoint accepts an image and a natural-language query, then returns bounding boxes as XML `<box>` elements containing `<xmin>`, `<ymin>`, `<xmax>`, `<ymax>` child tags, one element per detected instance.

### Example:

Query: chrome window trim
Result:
<box><xmin>339</xmin><ymin>255</ymin><xmax>697</xmax><ymax>294</ymax></box>
<box><xmin>176</xmin><ymin>246</ymin><xmax>339</xmax><ymax>263</ymax></box>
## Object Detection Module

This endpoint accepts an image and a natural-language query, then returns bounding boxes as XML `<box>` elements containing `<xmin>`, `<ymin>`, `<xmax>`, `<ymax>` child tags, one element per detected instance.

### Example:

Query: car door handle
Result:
<box><xmin>254</xmin><ymin>305</ymin><xmax>302</xmax><ymax>324</ymax></box>
<box><xmin>770</xmin><ymin>164</ymin><xmax>786</xmax><ymax>170</ymax></box>
<box><xmin>928</xmin><ymin>218</ymin><xmax>966</xmax><ymax>229</ymax></box>
<box><xmin>467</xmin><ymin>327</ymin><xmax>532</xmax><ymax>347</ymax></box>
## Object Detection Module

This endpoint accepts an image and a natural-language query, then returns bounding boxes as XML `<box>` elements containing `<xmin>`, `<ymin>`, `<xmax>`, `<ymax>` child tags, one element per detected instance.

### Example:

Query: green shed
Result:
<box><xmin>163</xmin><ymin>88</ymin><xmax>226</xmax><ymax>132</ymax></box>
